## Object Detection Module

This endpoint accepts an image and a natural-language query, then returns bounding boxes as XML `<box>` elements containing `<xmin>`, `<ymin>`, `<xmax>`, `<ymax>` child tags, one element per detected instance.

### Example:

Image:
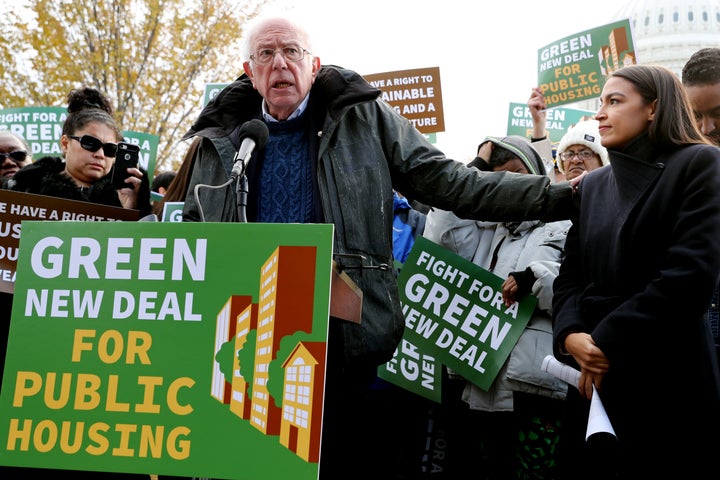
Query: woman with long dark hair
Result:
<box><xmin>553</xmin><ymin>64</ymin><xmax>720</xmax><ymax>478</ymax></box>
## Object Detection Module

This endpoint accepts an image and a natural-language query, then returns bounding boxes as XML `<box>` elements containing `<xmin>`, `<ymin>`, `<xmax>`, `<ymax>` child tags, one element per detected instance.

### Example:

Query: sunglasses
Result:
<box><xmin>68</xmin><ymin>135</ymin><xmax>118</xmax><ymax>158</ymax></box>
<box><xmin>0</xmin><ymin>150</ymin><xmax>28</xmax><ymax>163</ymax></box>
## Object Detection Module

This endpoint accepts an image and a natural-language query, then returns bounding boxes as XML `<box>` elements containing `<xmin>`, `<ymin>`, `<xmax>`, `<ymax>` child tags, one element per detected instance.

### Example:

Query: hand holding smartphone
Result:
<box><xmin>112</xmin><ymin>142</ymin><xmax>140</xmax><ymax>189</ymax></box>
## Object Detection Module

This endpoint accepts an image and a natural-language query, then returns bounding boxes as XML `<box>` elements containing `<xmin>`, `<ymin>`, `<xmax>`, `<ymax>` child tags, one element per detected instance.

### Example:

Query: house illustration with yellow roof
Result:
<box><xmin>209</xmin><ymin>245</ymin><xmax>326</xmax><ymax>463</ymax></box>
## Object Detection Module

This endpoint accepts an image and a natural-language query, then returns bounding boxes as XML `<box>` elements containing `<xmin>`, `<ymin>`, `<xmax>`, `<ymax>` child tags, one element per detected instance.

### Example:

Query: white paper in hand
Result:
<box><xmin>542</xmin><ymin>355</ymin><xmax>617</xmax><ymax>440</ymax></box>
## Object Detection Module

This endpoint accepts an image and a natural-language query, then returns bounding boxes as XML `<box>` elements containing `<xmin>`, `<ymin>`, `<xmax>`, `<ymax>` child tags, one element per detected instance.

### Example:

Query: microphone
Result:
<box><xmin>230</xmin><ymin>119</ymin><xmax>269</xmax><ymax>179</ymax></box>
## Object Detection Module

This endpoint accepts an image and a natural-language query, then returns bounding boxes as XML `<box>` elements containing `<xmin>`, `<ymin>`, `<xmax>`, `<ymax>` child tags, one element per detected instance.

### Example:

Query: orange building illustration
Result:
<box><xmin>211</xmin><ymin>295</ymin><xmax>245</xmax><ymax>404</ymax></box>
<box><xmin>250</xmin><ymin>246</ymin><xmax>317</xmax><ymax>436</ymax></box>
<box><xmin>229</xmin><ymin>296</ymin><xmax>258</xmax><ymax>419</ymax></box>
<box><xmin>279</xmin><ymin>341</ymin><xmax>326</xmax><ymax>462</ymax></box>
<box><xmin>599</xmin><ymin>26</ymin><xmax>635</xmax><ymax>76</ymax></box>
<box><xmin>209</xmin><ymin>245</ymin><xmax>327</xmax><ymax>463</ymax></box>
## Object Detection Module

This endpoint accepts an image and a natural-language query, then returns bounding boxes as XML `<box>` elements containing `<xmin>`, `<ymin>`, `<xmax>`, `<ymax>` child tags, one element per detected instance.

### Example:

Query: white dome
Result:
<box><xmin>612</xmin><ymin>0</ymin><xmax>720</xmax><ymax>76</ymax></box>
<box><xmin>572</xmin><ymin>0</ymin><xmax>720</xmax><ymax>111</ymax></box>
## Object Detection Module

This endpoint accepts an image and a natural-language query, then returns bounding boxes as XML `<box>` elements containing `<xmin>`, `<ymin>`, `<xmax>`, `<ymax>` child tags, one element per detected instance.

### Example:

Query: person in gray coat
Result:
<box><xmin>425</xmin><ymin>135</ymin><xmax>570</xmax><ymax>479</ymax></box>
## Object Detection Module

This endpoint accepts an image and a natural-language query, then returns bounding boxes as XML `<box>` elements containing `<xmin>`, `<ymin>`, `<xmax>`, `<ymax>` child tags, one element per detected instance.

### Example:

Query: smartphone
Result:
<box><xmin>112</xmin><ymin>142</ymin><xmax>140</xmax><ymax>189</ymax></box>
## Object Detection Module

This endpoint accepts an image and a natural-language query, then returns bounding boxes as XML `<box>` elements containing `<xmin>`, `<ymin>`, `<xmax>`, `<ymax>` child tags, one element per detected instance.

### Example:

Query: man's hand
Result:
<box><xmin>477</xmin><ymin>140</ymin><xmax>494</xmax><ymax>161</ymax></box>
<box><xmin>569</xmin><ymin>170</ymin><xmax>587</xmax><ymax>194</ymax></box>
<box><xmin>501</xmin><ymin>275</ymin><xmax>518</xmax><ymax>307</ymax></box>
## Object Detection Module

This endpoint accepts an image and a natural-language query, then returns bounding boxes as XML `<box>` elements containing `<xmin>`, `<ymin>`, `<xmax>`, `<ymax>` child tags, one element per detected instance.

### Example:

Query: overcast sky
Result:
<box><xmin>260</xmin><ymin>0</ymin><xmax>631</xmax><ymax>161</ymax></box>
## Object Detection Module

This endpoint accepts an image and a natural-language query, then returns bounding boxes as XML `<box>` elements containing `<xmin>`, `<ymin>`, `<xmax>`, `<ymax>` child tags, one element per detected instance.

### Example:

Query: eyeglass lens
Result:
<box><xmin>0</xmin><ymin>151</ymin><xmax>28</xmax><ymax>163</ymax></box>
<box><xmin>252</xmin><ymin>46</ymin><xmax>306</xmax><ymax>64</ymax></box>
<box><xmin>562</xmin><ymin>150</ymin><xmax>592</xmax><ymax>161</ymax></box>
<box><xmin>69</xmin><ymin>135</ymin><xmax>118</xmax><ymax>157</ymax></box>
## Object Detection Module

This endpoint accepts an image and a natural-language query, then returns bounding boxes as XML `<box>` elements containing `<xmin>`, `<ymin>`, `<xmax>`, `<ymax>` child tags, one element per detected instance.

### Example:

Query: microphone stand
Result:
<box><xmin>229</xmin><ymin>120</ymin><xmax>268</xmax><ymax>223</ymax></box>
<box><xmin>237</xmin><ymin>167</ymin><xmax>248</xmax><ymax>223</ymax></box>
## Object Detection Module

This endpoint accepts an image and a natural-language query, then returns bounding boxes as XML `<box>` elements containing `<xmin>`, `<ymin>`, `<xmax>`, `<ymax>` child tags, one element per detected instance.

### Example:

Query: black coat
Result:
<box><xmin>9</xmin><ymin>156</ymin><xmax>151</xmax><ymax>217</ymax></box>
<box><xmin>553</xmin><ymin>132</ymin><xmax>720</xmax><ymax>475</ymax></box>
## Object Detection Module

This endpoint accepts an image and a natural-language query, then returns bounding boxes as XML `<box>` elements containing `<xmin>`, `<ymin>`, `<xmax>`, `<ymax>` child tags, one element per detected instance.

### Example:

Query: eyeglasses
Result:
<box><xmin>68</xmin><ymin>135</ymin><xmax>118</xmax><ymax>157</ymax></box>
<box><xmin>0</xmin><ymin>150</ymin><xmax>28</xmax><ymax>164</ymax></box>
<box><xmin>250</xmin><ymin>45</ymin><xmax>311</xmax><ymax>65</ymax></box>
<box><xmin>559</xmin><ymin>149</ymin><xmax>595</xmax><ymax>162</ymax></box>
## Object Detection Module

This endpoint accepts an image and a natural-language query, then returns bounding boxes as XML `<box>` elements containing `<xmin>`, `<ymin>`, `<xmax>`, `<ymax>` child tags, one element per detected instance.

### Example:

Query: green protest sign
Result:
<box><xmin>538</xmin><ymin>19</ymin><xmax>635</xmax><ymax>109</ymax></box>
<box><xmin>506</xmin><ymin>102</ymin><xmax>595</xmax><ymax>143</ymax></box>
<box><xmin>394</xmin><ymin>236</ymin><xmax>536</xmax><ymax>392</ymax></box>
<box><xmin>0</xmin><ymin>106</ymin><xmax>160</xmax><ymax>179</ymax></box>
<box><xmin>0</xmin><ymin>107</ymin><xmax>66</xmax><ymax>159</ymax></box>
<box><xmin>377</xmin><ymin>335</ymin><xmax>442</xmax><ymax>403</ymax></box>
<box><xmin>161</xmin><ymin>202</ymin><xmax>185</xmax><ymax>222</ymax></box>
<box><xmin>0</xmin><ymin>221</ymin><xmax>333</xmax><ymax>479</ymax></box>
<box><xmin>120</xmin><ymin>131</ymin><xmax>160</xmax><ymax>179</ymax></box>
<box><xmin>204</xmin><ymin>83</ymin><xmax>231</xmax><ymax>107</ymax></box>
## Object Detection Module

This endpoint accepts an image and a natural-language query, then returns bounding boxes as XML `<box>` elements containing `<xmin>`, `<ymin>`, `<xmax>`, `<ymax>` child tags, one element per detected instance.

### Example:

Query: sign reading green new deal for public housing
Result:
<box><xmin>538</xmin><ymin>19</ymin><xmax>635</xmax><ymax>109</ymax></box>
<box><xmin>0</xmin><ymin>221</ymin><xmax>334</xmax><ymax>480</ymax></box>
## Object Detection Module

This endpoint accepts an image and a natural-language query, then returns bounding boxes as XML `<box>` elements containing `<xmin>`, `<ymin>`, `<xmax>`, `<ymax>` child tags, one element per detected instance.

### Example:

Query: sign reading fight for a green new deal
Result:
<box><xmin>377</xmin><ymin>335</ymin><xmax>443</xmax><ymax>403</ymax></box>
<box><xmin>538</xmin><ymin>19</ymin><xmax>635</xmax><ymax>109</ymax></box>
<box><xmin>0</xmin><ymin>221</ymin><xmax>333</xmax><ymax>479</ymax></box>
<box><xmin>0</xmin><ymin>107</ymin><xmax>159</xmax><ymax>178</ymax></box>
<box><xmin>385</xmin><ymin>236</ymin><xmax>536</xmax><ymax>394</ymax></box>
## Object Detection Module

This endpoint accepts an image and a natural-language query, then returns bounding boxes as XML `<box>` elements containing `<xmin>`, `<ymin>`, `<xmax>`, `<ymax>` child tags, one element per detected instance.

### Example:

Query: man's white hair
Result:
<box><xmin>241</xmin><ymin>16</ymin><xmax>314</xmax><ymax>62</ymax></box>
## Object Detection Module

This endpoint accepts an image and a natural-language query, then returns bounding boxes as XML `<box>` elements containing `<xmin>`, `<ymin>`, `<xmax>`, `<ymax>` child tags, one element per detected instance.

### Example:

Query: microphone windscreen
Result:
<box><xmin>239</xmin><ymin>119</ymin><xmax>270</xmax><ymax>150</ymax></box>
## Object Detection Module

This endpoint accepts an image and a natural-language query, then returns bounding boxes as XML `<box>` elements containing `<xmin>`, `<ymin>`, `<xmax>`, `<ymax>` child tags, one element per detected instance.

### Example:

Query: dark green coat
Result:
<box><xmin>182</xmin><ymin>65</ymin><xmax>573</xmax><ymax>365</ymax></box>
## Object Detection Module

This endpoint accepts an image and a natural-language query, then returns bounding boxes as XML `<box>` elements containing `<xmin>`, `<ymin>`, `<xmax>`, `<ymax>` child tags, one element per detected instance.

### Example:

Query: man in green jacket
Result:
<box><xmin>181</xmin><ymin>15</ymin><xmax>574</xmax><ymax>480</ymax></box>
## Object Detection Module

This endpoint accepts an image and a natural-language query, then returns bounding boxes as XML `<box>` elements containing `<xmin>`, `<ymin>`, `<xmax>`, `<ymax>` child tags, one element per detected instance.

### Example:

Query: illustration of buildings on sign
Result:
<box><xmin>209</xmin><ymin>245</ymin><xmax>326</xmax><ymax>463</ymax></box>
<box><xmin>599</xmin><ymin>26</ymin><xmax>636</xmax><ymax>75</ymax></box>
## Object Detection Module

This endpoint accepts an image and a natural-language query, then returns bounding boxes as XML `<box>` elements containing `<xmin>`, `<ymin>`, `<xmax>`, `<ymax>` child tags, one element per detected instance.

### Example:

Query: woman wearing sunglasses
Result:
<box><xmin>0</xmin><ymin>131</ymin><xmax>31</xmax><ymax>186</ymax></box>
<box><xmin>1</xmin><ymin>94</ymin><xmax>152</xmax><ymax>480</ymax></box>
<box><xmin>6</xmin><ymin>87</ymin><xmax>151</xmax><ymax>217</ymax></box>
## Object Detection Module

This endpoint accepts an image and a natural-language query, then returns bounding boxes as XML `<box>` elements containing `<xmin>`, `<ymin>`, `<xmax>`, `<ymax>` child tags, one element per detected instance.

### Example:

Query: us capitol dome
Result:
<box><xmin>613</xmin><ymin>0</ymin><xmax>720</xmax><ymax>76</ymax></box>
<box><xmin>571</xmin><ymin>0</ymin><xmax>720</xmax><ymax>112</ymax></box>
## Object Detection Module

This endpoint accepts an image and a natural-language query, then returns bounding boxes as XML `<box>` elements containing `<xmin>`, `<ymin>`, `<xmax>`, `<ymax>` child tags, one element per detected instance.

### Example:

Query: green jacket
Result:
<box><xmin>181</xmin><ymin>65</ymin><xmax>573</xmax><ymax>365</ymax></box>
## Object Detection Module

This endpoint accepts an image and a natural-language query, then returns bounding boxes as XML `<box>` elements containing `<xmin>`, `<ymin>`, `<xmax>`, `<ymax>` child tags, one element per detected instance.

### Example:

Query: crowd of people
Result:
<box><xmin>1</xmin><ymin>13</ymin><xmax>720</xmax><ymax>480</ymax></box>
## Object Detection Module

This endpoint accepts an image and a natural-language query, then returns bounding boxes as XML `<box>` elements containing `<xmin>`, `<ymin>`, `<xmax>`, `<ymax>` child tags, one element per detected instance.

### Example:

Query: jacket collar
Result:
<box><xmin>182</xmin><ymin>65</ymin><xmax>381</xmax><ymax>141</ymax></box>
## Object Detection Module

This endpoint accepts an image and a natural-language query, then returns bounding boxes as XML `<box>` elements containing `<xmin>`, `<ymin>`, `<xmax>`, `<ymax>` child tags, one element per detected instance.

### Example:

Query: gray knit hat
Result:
<box><xmin>556</xmin><ymin>120</ymin><xmax>609</xmax><ymax>174</ymax></box>
<box><xmin>478</xmin><ymin>135</ymin><xmax>546</xmax><ymax>176</ymax></box>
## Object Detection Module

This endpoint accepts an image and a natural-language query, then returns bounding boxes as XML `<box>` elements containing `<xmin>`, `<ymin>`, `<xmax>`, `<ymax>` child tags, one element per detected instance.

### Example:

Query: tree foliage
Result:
<box><xmin>0</xmin><ymin>0</ymin><xmax>270</xmax><ymax>172</ymax></box>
